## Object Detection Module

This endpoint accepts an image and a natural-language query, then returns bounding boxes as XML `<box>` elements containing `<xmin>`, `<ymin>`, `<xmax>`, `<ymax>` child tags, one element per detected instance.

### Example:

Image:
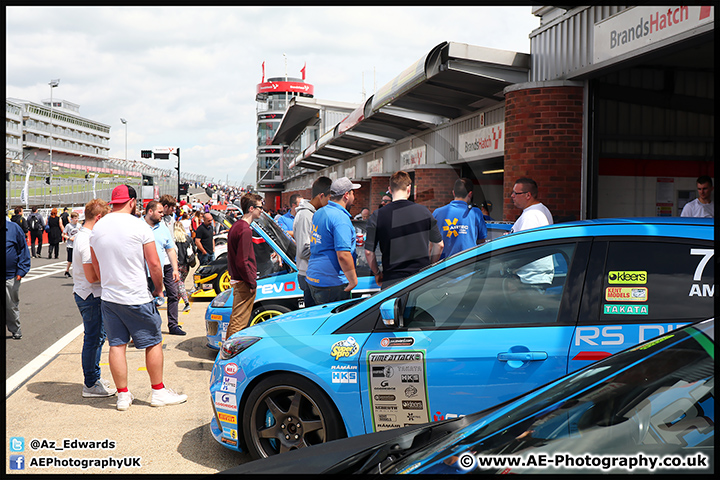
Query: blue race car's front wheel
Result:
<box><xmin>242</xmin><ymin>374</ymin><xmax>345</xmax><ymax>460</ymax></box>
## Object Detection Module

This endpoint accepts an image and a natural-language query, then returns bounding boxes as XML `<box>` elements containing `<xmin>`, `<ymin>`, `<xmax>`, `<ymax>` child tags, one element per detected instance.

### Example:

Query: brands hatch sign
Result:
<box><xmin>457</xmin><ymin>122</ymin><xmax>504</xmax><ymax>163</ymax></box>
<box><xmin>594</xmin><ymin>6</ymin><xmax>714</xmax><ymax>64</ymax></box>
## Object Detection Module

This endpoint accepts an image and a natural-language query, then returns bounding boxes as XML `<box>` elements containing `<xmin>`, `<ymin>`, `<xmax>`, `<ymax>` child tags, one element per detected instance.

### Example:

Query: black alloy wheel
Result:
<box><xmin>242</xmin><ymin>374</ymin><xmax>345</xmax><ymax>459</ymax></box>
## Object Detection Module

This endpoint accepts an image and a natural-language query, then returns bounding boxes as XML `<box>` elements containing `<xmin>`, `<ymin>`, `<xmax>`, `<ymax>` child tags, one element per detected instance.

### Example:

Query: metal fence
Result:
<box><xmin>6</xmin><ymin>171</ymin><xmax>180</xmax><ymax>211</ymax></box>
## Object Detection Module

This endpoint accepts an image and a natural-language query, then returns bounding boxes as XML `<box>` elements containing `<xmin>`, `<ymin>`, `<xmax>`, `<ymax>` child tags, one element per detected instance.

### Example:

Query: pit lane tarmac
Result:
<box><xmin>5</xmin><ymin>294</ymin><xmax>252</xmax><ymax>474</ymax></box>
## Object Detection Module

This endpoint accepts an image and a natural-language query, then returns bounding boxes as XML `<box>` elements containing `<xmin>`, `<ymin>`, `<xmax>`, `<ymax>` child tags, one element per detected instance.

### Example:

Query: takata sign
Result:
<box><xmin>594</xmin><ymin>6</ymin><xmax>713</xmax><ymax>64</ymax></box>
<box><xmin>256</xmin><ymin>81</ymin><xmax>314</xmax><ymax>96</ymax></box>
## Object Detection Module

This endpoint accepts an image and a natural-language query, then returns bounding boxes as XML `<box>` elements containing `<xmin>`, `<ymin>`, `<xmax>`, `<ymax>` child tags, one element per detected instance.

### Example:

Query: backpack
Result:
<box><xmin>29</xmin><ymin>214</ymin><xmax>39</xmax><ymax>232</ymax></box>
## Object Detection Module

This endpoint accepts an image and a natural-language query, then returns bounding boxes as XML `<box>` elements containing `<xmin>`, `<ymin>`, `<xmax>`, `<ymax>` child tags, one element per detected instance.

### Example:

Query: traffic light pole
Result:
<box><xmin>174</xmin><ymin>148</ymin><xmax>181</xmax><ymax>201</ymax></box>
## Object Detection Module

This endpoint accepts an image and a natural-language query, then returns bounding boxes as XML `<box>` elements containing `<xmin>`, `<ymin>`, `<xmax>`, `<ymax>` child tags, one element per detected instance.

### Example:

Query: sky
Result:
<box><xmin>6</xmin><ymin>6</ymin><xmax>540</xmax><ymax>187</ymax></box>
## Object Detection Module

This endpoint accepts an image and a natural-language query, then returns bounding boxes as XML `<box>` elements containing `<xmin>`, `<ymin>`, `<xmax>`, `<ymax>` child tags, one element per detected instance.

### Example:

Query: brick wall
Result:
<box><xmin>503</xmin><ymin>84</ymin><xmax>584</xmax><ymax>223</ymax></box>
<box><xmin>263</xmin><ymin>192</ymin><xmax>280</xmax><ymax>213</ymax></box>
<box><xmin>349</xmin><ymin>180</ymin><xmax>371</xmax><ymax>218</ymax></box>
<box><xmin>369</xmin><ymin>175</ymin><xmax>391</xmax><ymax>212</ymax></box>
<box><xmin>413</xmin><ymin>166</ymin><xmax>460</xmax><ymax>212</ymax></box>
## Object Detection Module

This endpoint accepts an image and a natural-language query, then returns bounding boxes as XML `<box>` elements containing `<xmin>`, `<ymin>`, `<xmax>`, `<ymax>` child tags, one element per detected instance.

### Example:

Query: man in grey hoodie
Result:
<box><xmin>293</xmin><ymin>176</ymin><xmax>332</xmax><ymax>308</ymax></box>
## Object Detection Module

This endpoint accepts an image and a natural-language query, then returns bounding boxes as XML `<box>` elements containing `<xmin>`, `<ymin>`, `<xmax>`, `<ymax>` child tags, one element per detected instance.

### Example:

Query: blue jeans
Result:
<box><xmin>199</xmin><ymin>252</ymin><xmax>215</xmax><ymax>265</ymax></box>
<box><xmin>297</xmin><ymin>275</ymin><xmax>316</xmax><ymax>308</ymax></box>
<box><xmin>74</xmin><ymin>293</ymin><xmax>106</xmax><ymax>388</ymax></box>
<box><xmin>308</xmin><ymin>283</ymin><xmax>350</xmax><ymax>306</ymax></box>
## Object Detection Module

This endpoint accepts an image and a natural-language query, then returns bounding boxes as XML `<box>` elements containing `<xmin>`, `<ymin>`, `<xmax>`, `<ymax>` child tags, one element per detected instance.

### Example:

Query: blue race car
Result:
<box><xmin>209</xmin><ymin>217</ymin><xmax>714</xmax><ymax>459</ymax></box>
<box><xmin>204</xmin><ymin>213</ymin><xmax>379</xmax><ymax>349</ymax></box>
<box><xmin>204</xmin><ymin>219</ymin><xmax>509</xmax><ymax>349</ymax></box>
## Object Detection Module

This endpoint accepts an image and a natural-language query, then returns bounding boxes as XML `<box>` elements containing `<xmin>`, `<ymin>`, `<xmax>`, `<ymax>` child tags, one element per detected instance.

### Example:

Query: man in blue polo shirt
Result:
<box><xmin>433</xmin><ymin>178</ymin><xmax>487</xmax><ymax>259</ymax></box>
<box><xmin>275</xmin><ymin>194</ymin><xmax>300</xmax><ymax>238</ymax></box>
<box><xmin>305</xmin><ymin>177</ymin><xmax>360</xmax><ymax>305</ymax></box>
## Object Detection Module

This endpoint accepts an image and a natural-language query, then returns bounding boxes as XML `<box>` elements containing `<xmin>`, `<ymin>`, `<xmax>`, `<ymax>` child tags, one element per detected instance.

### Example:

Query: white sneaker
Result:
<box><xmin>151</xmin><ymin>387</ymin><xmax>188</xmax><ymax>407</ymax></box>
<box><xmin>117</xmin><ymin>391</ymin><xmax>134</xmax><ymax>411</ymax></box>
<box><xmin>82</xmin><ymin>379</ymin><xmax>117</xmax><ymax>398</ymax></box>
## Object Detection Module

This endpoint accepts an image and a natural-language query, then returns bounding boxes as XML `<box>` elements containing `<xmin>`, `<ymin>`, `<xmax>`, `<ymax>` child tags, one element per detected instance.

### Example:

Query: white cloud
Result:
<box><xmin>6</xmin><ymin>6</ymin><xmax>538</xmax><ymax>185</ymax></box>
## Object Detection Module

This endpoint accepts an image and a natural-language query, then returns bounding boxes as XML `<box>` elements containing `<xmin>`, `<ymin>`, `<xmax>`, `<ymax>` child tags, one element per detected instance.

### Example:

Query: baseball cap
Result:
<box><xmin>330</xmin><ymin>177</ymin><xmax>361</xmax><ymax>196</ymax></box>
<box><xmin>109</xmin><ymin>184</ymin><xmax>137</xmax><ymax>204</ymax></box>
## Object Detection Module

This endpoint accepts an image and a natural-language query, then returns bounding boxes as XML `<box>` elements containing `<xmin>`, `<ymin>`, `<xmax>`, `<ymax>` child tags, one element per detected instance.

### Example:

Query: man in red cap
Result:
<box><xmin>90</xmin><ymin>185</ymin><xmax>188</xmax><ymax>411</ymax></box>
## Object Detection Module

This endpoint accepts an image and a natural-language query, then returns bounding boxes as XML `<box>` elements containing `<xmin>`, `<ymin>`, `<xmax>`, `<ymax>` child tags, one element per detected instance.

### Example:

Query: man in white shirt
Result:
<box><xmin>90</xmin><ymin>185</ymin><xmax>187</xmax><ymax>411</ymax></box>
<box><xmin>681</xmin><ymin>176</ymin><xmax>714</xmax><ymax>218</ymax></box>
<box><xmin>73</xmin><ymin>199</ymin><xmax>116</xmax><ymax>398</ymax></box>
<box><xmin>509</xmin><ymin>178</ymin><xmax>554</xmax><ymax>288</ymax></box>
<box><xmin>510</xmin><ymin>177</ymin><xmax>554</xmax><ymax>234</ymax></box>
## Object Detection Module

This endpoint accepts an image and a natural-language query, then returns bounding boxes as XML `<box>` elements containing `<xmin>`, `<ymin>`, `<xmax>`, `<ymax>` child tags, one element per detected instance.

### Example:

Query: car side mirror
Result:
<box><xmin>380</xmin><ymin>297</ymin><xmax>402</xmax><ymax>328</ymax></box>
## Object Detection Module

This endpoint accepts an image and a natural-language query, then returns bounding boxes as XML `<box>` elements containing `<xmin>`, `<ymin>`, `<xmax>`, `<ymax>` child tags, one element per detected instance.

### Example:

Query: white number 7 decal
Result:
<box><xmin>691</xmin><ymin>248</ymin><xmax>714</xmax><ymax>281</ymax></box>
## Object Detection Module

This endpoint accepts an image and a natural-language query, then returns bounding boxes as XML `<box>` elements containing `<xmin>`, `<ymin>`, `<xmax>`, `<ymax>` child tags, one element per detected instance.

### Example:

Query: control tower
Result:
<box><xmin>255</xmin><ymin>72</ymin><xmax>314</xmax><ymax>207</ymax></box>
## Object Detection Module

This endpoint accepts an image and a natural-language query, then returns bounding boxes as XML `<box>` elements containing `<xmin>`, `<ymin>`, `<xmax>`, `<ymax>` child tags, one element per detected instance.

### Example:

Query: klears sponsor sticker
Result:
<box><xmin>605</xmin><ymin>286</ymin><xmax>648</xmax><ymax>302</ymax></box>
<box><xmin>603</xmin><ymin>304</ymin><xmax>649</xmax><ymax>315</ymax></box>
<box><xmin>330</xmin><ymin>336</ymin><xmax>359</xmax><ymax>360</ymax></box>
<box><xmin>607</xmin><ymin>271</ymin><xmax>647</xmax><ymax>284</ymax></box>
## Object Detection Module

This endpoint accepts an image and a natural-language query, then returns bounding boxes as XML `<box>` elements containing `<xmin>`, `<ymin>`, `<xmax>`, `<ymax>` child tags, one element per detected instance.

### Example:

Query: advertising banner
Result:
<box><xmin>594</xmin><ymin>6</ymin><xmax>714</xmax><ymax>64</ymax></box>
<box><xmin>458</xmin><ymin>122</ymin><xmax>504</xmax><ymax>162</ymax></box>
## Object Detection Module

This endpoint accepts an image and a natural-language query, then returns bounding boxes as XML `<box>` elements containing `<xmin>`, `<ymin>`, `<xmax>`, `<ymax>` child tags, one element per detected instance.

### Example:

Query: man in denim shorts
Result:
<box><xmin>90</xmin><ymin>185</ymin><xmax>188</xmax><ymax>411</ymax></box>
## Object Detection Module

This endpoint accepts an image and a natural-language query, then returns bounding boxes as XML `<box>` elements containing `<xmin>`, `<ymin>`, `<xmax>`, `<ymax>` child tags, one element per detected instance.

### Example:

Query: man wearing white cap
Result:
<box><xmin>305</xmin><ymin>177</ymin><xmax>360</xmax><ymax>305</ymax></box>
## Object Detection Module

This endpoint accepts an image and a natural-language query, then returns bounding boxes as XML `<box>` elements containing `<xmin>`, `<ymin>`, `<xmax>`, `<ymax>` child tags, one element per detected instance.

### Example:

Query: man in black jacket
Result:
<box><xmin>27</xmin><ymin>207</ymin><xmax>46</xmax><ymax>258</ymax></box>
<box><xmin>11</xmin><ymin>206</ymin><xmax>29</xmax><ymax>238</ymax></box>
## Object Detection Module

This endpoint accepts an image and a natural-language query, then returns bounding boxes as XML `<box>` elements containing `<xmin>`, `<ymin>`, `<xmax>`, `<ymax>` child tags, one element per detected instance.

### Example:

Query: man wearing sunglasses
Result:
<box><xmin>509</xmin><ymin>177</ymin><xmax>553</xmax><ymax>234</ymax></box>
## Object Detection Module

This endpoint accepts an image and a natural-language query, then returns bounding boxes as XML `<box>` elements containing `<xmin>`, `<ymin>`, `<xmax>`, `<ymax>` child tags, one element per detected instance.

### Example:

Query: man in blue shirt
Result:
<box><xmin>275</xmin><ymin>194</ymin><xmax>300</xmax><ymax>238</ymax></box>
<box><xmin>144</xmin><ymin>200</ymin><xmax>184</xmax><ymax>336</ymax></box>
<box><xmin>433</xmin><ymin>178</ymin><xmax>487</xmax><ymax>259</ymax></box>
<box><xmin>6</xmin><ymin>218</ymin><xmax>31</xmax><ymax>339</ymax></box>
<box><xmin>305</xmin><ymin>177</ymin><xmax>360</xmax><ymax>305</ymax></box>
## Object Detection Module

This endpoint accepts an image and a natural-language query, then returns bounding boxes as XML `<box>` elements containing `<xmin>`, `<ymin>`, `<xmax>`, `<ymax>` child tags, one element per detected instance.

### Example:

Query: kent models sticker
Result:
<box><xmin>608</xmin><ymin>271</ymin><xmax>647</xmax><ymax>284</ymax></box>
<box><xmin>603</xmin><ymin>304</ymin><xmax>649</xmax><ymax>315</ymax></box>
<box><xmin>368</xmin><ymin>350</ymin><xmax>429</xmax><ymax>431</ymax></box>
<box><xmin>605</xmin><ymin>287</ymin><xmax>648</xmax><ymax>302</ymax></box>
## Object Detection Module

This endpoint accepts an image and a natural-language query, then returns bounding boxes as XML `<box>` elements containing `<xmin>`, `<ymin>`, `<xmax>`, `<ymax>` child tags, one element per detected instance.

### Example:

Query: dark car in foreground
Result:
<box><xmin>224</xmin><ymin>318</ymin><xmax>714</xmax><ymax>474</ymax></box>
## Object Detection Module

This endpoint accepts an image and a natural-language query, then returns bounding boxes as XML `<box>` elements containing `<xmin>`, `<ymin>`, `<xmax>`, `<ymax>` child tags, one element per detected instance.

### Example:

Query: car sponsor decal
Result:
<box><xmin>222</xmin><ymin>428</ymin><xmax>238</xmax><ymax>440</ymax></box>
<box><xmin>380</xmin><ymin>337</ymin><xmax>415</xmax><ymax>347</ymax></box>
<box><xmin>221</xmin><ymin>376</ymin><xmax>237</xmax><ymax>393</ymax></box>
<box><xmin>259</xmin><ymin>281</ymin><xmax>297</xmax><ymax>295</ymax></box>
<box><xmin>689</xmin><ymin>248</ymin><xmax>713</xmax><ymax>297</ymax></box>
<box><xmin>368</xmin><ymin>350</ymin><xmax>429</xmax><ymax>432</ymax></box>
<box><xmin>603</xmin><ymin>304</ymin><xmax>649</xmax><ymax>315</ymax></box>
<box><xmin>220</xmin><ymin>437</ymin><xmax>237</xmax><ymax>447</ymax></box>
<box><xmin>224</xmin><ymin>363</ymin><xmax>238</xmax><ymax>376</ymax></box>
<box><xmin>605</xmin><ymin>286</ymin><xmax>648</xmax><ymax>302</ymax></box>
<box><xmin>574</xmin><ymin>323</ymin><xmax>688</xmax><ymax>346</ymax></box>
<box><xmin>607</xmin><ymin>271</ymin><xmax>647</xmax><ymax>284</ymax></box>
<box><xmin>331</xmin><ymin>364</ymin><xmax>358</xmax><ymax>384</ymax></box>
<box><xmin>210</xmin><ymin>314</ymin><xmax>223</xmax><ymax>320</ymax></box>
<box><xmin>217</xmin><ymin>412</ymin><xmax>237</xmax><ymax>424</ymax></box>
<box><xmin>330</xmin><ymin>336</ymin><xmax>359</xmax><ymax>360</ymax></box>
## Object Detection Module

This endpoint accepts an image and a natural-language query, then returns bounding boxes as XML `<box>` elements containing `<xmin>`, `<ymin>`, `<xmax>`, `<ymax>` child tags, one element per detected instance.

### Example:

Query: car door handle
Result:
<box><xmin>497</xmin><ymin>351</ymin><xmax>548</xmax><ymax>362</ymax></box>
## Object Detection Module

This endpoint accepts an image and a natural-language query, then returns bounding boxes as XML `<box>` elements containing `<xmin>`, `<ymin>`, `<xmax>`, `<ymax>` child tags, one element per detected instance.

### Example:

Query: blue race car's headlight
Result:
<box><xmin>220</xmin><ymin>336</ymin><xmax>261</xmax><ymax>360</ymax></box>
<box><xmin>211</xmin><ymin>288</ymin><xmax>233</xmax><ymax>308</ymax></box>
